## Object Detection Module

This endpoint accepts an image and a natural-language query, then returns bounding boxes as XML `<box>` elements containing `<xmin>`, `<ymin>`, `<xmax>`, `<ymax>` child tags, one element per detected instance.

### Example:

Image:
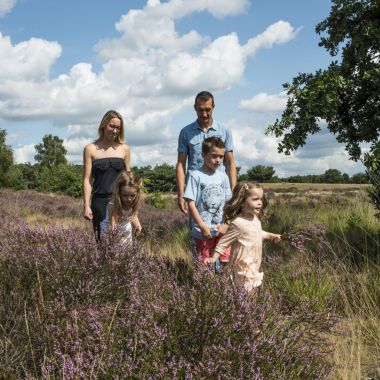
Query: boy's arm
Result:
<box><xmin>187</xmin><ymin>200</ymin><xmax>212</xmax><ymax>239</ymax></box>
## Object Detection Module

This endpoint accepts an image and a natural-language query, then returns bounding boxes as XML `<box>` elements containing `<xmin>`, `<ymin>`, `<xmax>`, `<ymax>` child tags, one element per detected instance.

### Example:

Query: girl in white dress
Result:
<box><xmin>101</xmin><ymin>171</ymin><xmax>142</xmax><ymax>244</ymax></box>
<box><xmin>205</xmin><ymin>182</ymin><xmax>281</xmax><ymax>292</ymax></box>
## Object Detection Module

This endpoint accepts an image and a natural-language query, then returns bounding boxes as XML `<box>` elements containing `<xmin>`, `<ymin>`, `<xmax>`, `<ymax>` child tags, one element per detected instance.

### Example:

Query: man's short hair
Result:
<box><xmin>202</xmin><ymin>136</ymin><xmax>225</xmax><ymax>155</ymax></box>
<box><xmin>195</xmin><ymin>91</ymin><xmax>215</xmax><ymax>107</ymax></box>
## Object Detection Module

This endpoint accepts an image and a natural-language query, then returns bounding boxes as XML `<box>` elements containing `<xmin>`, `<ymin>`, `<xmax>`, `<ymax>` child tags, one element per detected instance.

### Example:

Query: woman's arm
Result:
<box><xmin>123</xmin><ymin>144</ymin><xmax>131</xmax><ymax>172</ymax></box>
<box><xmin>83</xmin><ymin>144</ymin><xmax>93</xmax><ymax>220</ymax></box>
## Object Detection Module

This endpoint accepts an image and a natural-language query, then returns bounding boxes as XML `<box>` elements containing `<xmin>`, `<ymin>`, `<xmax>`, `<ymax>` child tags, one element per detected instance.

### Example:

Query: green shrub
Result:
<box><xmin>145</xmin><ymin>191</ymin><xmax>169</xmax><ymax>209</ymax></box>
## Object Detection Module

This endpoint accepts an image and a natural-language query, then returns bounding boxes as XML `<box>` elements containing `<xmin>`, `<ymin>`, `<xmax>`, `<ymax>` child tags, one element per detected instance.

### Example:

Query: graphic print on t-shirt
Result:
<box><xmin>199</xmin><ymin>183</ymin><xmax>224</xmax><ymax>226</ymax></box>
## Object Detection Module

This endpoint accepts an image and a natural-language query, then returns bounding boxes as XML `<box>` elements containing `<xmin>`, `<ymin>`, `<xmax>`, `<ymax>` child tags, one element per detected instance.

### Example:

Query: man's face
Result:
<box><xmin>194</xmin><ymin>98</ymin><xmax>214</xmax><ymax>128</ymax></box>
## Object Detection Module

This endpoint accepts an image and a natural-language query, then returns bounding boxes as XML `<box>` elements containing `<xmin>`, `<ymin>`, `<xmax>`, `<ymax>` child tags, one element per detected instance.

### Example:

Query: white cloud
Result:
<box><xmin>244</xmin><ymin>20</ymin><xmax>299</xmax><ymax>57</ymax></box>
<box><xmin>0</xmin><ymin>33</ymin><xmax>61</xmax><ymax>82</ymax></box>
<box><xmin>14</xmin><ymin>143</ymin><xmax>35</xmax><ymax>163</ymax></box>
<box><xmin>0</xmin><ymin>0</ymin><xmax>16</xmax><ymax>16</ymax></box>
<box><xmin>164</xmin><ymin>33</ymin><xmax>245</xmax><ymax>93</ymax></box>
<box><xmin>0</xmin><ymin>0</ymin><xmax>303</xmax><ymax>169</ymax></box>
<box><xmin>239</xmin><ymin>92</ymin><xmax>288</xmax><ymax>113</ymax></box>
<box><xmin>225</xmin><ymin>119</ymin><xmax>365</xmax><ymax>177</ymax></box>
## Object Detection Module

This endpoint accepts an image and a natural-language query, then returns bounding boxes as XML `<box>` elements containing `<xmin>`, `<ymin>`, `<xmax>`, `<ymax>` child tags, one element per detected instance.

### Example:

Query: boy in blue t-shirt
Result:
<box><xmin>184</xmin><ymin>136</ymin><xmax>232</xmax><ymax>265</ymax></box>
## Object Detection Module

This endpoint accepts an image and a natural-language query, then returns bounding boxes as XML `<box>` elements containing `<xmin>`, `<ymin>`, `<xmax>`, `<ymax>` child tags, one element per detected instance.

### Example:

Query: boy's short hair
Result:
<box><xmin>202</xmin><ymin>136</ymin><xmax>225</xmax><ymax>155</ymax></box>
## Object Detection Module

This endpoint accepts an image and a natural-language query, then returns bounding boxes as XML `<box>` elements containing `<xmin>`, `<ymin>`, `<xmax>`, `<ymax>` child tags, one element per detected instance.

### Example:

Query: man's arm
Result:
<box><xmin>176</xmin><ymin>152</ymin><xmax>188</xmax><ymax>213</ymax></box>
<box><xmin>225</xmin><ymin>151</ymin><xmax>237</xmax><ymax>191</ymax></box>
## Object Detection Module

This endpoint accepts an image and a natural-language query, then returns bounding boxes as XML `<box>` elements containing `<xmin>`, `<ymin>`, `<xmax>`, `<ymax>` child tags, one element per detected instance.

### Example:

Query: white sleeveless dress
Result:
<box><xmin>100</xmin><ymin>202</ymin><xmax>133</xmax><ymax>245</ymax></box>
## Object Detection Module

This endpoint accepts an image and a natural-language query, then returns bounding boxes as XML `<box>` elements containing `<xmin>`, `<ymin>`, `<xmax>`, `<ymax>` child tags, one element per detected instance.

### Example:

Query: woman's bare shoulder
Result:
<box><xmin>121</xmin><ymin>143</ymin><xmax>130</xmax><ymax>151</ymax></box>
<box><xmin>84</xmin><ymin>142</ymin><xmax>97</xmax><ymax>153</ymax></box>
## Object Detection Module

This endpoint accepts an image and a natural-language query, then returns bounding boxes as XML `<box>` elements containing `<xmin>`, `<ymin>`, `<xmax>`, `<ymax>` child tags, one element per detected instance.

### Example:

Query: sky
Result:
<box><xmin>0</xmin><ymin>0</ymin><xmax>366</xmax><ymax>176</ymax></box>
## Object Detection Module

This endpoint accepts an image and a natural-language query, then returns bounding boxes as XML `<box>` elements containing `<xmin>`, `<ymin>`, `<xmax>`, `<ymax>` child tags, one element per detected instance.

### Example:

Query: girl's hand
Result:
<box><xmin>270</xmin><ymin>233</ymin><xmax>281</xmax><ymax>243</ymax></box>
<box><xmin>84</xmin><ymin>206</ymin><xmax>93</xmax><ymax>220</ymax></box>
<box><xmin>135</xmin><ymin>225</ymin><xmax>142</xmax><ymax>236</ymax></box>
<box><xmin>217</xmin><ymin>224</ymin><xmax>228</xmax><ymax>237</ymax></box>
<box><xmin>200</xmin><ymin>225</ymin><xmax>212</xmax><ymax>239</ymax></box>
<box><xmin>204</xmin><ymin>257</ymin><xmax>216</xmax><ymax>265</ymax></box>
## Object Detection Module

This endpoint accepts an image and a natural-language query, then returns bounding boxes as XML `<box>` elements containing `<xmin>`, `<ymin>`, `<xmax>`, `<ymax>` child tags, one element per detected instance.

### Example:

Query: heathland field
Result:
<box><xmin>0</xmin><ymin>185</ymin><xmax>379</xmax><ymax>379</ymax></box>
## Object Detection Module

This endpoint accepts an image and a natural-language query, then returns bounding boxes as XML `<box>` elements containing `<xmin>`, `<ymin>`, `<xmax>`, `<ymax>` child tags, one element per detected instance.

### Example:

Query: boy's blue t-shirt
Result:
<box><xmin>184</xmin><ymin>168</ymin><xmax>232</xmax><ymax>240</ymax></box>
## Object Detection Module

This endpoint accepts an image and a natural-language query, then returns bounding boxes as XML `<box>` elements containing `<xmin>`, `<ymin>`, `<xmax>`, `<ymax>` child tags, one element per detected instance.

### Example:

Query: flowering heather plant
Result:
<box><xmin>282</xmin><ymin>222</ymin><xmax>327</xmax><ymax>253</ymax></box>
<box><xmin>0</xmin><ymin>188</ymin><xmax>81</xmax><ymax>219</ymax></box>
<box><xmin>0</xmin><ymin>215</ymin><xmax>337</xmax><ymax>379</ymax></box>
<box><xmin>138</xmin><ymin>201</ymin><xmax>187</xmax><ymax>241</ymax></box>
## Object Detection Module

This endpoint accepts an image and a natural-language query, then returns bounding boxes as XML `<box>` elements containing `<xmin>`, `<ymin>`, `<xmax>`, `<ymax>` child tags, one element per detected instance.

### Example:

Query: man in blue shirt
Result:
<box><xmin>176</xmin><ymin>91</ymin><xmax>237</xmax><ymax>214</ymax></box>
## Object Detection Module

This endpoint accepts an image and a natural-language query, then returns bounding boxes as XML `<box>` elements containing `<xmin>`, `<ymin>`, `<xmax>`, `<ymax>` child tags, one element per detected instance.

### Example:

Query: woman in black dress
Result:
<box><xmin>83</xmin><ymin>110</ymin><xmax>131</xmax><ymax>240</ymax></box>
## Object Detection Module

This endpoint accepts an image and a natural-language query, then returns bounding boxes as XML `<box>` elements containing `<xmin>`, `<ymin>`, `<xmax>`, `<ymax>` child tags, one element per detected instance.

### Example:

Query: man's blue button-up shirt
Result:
<box><xmin>177</xmin><ymin>120</ymin><xmax>234</xmax><ymax>173</ymax></box>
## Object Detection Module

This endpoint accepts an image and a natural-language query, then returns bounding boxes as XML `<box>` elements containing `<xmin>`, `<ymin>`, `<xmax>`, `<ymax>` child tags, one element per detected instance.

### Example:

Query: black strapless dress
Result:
<box><xmin>91</xmin><ymin>157</ymin><xmax>126</xmax><ymax>239</ymax></box>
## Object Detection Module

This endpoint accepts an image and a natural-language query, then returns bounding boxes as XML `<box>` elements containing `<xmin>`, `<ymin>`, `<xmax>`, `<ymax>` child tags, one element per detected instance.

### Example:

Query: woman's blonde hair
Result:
<box><xmin>95</xmin><ymin>110</ymin><xmax>125</xmax><ymax>144</ymax></box>
<box><xmin>224</xmin><ymin>181</ymin><xmax>267</xmax><ymax>223</ymax></box>
<box><xmin>111</xmin><ymin>171</ymin><xmax>142</xmax><ymax>223</ymax></box>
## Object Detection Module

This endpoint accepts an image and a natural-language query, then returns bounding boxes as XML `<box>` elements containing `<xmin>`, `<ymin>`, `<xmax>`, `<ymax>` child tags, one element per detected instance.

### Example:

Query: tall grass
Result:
<box><xmin>264</xmin><ymin>186</ymin><xmax>380</xmax><ymax>379</ymax></box>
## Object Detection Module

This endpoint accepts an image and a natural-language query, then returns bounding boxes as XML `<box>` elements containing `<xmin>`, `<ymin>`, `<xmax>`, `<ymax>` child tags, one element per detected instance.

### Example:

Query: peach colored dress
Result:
<box><xmin>214</xmin><ymin>216</ymin><xmax>269</xmax><ymax>291</ymax></box>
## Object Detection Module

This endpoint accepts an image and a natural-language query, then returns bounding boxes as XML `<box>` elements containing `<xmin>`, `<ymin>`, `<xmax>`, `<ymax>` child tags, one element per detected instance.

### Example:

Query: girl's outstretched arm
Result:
<box><xmin>262</xmin><ymin>231</ymin><xmax>281</xmax><ymax>243</ymax></box>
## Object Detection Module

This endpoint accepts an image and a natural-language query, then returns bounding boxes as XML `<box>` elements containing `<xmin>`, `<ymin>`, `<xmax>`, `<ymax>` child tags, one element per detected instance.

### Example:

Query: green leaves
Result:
<box><xmin>34</xmin><ymin>134</ymin><xmax>67</xmax><ymax>168</ymax></box>
<box><xmin>266</xmin><ymin>0</ymin><xmax>380</xmax><ymax>215</ymax></box>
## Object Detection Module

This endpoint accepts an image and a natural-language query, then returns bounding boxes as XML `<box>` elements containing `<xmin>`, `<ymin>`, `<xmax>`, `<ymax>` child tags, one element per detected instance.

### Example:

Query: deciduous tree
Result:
<box><xmin>266</xmin><ymin>0</ymin><xmax>380</xmax><ymax>213</ymax></box>
<box><xmin>35</xmin><ymin>134</ymin><xmax>67</xmax><ymax>167</ymax></box>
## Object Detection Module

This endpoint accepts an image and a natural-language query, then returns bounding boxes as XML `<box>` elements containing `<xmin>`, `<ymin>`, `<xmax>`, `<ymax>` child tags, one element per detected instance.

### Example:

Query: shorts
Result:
<box><xmin>195</xmin><ymin>237</ymin><xmax>231</xmax><ymax>262</ymax></box>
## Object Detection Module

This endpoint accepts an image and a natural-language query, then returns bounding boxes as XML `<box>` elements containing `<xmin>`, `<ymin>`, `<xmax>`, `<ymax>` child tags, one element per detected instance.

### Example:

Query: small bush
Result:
<box><xmin>145</xmin><ymin>191</ymin><xmax>170</xmax><ymax>209</ymax></box>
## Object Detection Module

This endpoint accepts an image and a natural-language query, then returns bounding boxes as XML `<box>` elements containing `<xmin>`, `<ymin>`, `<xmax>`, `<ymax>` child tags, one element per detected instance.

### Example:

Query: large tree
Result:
<box><xmin>34</xmin><ymin>134</ymin><xmax>67</xmax><ymax>167</ymax></box>
<box><xmin>266</xmin><ymin>0</ymin><xmax>380</xmax><ymax>213</ymax></box>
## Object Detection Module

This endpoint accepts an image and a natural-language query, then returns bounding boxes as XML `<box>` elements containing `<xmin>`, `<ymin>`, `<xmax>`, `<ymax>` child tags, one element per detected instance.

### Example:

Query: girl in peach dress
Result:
<box><xmin>205</xmin><ymin>182</ymin><xmax>281</xmax><ymax>292</ymax></box>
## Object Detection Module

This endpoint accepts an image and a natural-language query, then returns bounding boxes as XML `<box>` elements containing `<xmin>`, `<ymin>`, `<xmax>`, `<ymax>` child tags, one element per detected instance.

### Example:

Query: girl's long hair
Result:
<box><xmin>111</xmin><ymin>171</ymin><xmax>142</xmax><ymax>223</ymax></box>
<box><xmin>95</xmin><ymin>110</ymin><xmax>125</xmax><ymax>144</ymax></box>
<box><xmin>224</xmin><ymin>182</ymin><xmax>267</xmax><ymax>224</ymax></box>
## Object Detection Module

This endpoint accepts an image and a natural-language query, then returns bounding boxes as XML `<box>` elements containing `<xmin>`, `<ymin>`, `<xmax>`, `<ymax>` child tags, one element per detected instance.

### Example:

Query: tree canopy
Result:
<box><xmin>266</xmin><ymin>0</ymin><xmax>380</xmax><ymax>212</ymax></box>
<box><xmin>35</xmin><ymin>134</ymin><xmax>67</xmax><ymax>167</ymax></box>
<box><xmin>246</xmin><ymin>165</ymin><xmax>276</xmax><ymax>182</ymax></box>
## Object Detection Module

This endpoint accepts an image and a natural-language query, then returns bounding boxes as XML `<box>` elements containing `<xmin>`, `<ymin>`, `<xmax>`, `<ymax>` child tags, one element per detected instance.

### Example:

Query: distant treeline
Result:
<box><xmin>0</xmin><ymin>130</ymin><xmax>369</xmax><ymax>198</ymax></box>
<box><xmin>1</xmin><ymin>163</ymin><xmax>370</xmax><ymax>199</ymax></box>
